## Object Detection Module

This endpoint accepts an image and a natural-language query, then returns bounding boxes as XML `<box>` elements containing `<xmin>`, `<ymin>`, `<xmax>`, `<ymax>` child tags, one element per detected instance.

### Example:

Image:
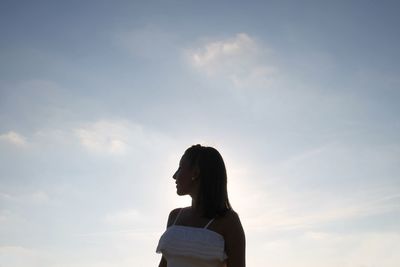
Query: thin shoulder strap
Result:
<box><xmin>204</xmin><ymin>218</ymin><xmax>215</xmax><ymax>229</ymax></box>
<box><xmin>173</xmin><ymin>208</ymin><xmax>184</xmax><ymax>225</ymax></box>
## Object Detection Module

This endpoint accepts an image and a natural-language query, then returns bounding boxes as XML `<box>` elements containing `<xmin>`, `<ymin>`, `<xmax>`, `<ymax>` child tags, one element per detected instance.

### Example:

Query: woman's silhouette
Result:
<box><xmin>157</xmin><ymin>144</ymin><xmax>246</xmax><ymax>267</ymax></box>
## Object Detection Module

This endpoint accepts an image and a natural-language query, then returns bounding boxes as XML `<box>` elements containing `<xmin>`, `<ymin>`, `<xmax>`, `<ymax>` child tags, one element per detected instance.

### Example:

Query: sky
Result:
<box><xmin>0</xmin><ymin>0</ymin><xmax>399</xmax><ymax>266</ymax></box>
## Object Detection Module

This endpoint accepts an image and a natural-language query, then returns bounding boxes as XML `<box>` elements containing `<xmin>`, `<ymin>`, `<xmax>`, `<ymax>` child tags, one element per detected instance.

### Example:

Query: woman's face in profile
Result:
<box><xmin>173</xmin><ymin>154</ymin><xmax>196</xmax><ymax>196</ymax></box>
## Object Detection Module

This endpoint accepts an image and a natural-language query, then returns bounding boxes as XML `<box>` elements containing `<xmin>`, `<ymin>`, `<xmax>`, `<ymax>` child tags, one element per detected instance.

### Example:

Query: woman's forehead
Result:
<box><xmin>180</xmin><ymin>153</ymin><xmax>191</xmax><ymax>165</ymax></box>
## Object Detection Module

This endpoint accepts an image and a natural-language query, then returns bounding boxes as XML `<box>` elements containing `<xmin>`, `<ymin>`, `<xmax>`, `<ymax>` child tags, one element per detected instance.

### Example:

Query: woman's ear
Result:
<box><xmin>192</xmin><ymin>166</ymin><xmax>200</xmax><ymax>180</ymax></box>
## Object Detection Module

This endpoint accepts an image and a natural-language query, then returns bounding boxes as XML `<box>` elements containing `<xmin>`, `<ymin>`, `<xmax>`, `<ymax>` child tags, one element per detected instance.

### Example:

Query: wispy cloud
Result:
<box><xmin>74</xmin><ymin>120</ymin><xmax>140</xmax><ymax>155</ymax></box>
<box><xmin>0</xmin><ymin>131</ymin><xmax>27</xmax><ymax>146</ymax></box>
<box><xmin>190</xmin><ymin>33</ymin><xmax>257</xmax><ymax>69</ymax></box>
<box><xmin>228</xmin><ymin>154</ymin><xmax>400</xmax><ymax>233</ymax></box>
<box><xmin>240</xmin><ymin>187</ymin><xmax>400</xmax><ymax>233</ymax></box>
<box><xmin>0</xmin><ymin>190</ymin><xmax>50</xmax><ymax>205</ymax></box>
<box><xmin>186</xmin><ymin>33</ymin><xmax>277</xmax><ymax>88</ymax></box>
<box><xmin>73</xmin><ymin>118</ymin><xmax>176</xmax><ymax>158</ymax></box>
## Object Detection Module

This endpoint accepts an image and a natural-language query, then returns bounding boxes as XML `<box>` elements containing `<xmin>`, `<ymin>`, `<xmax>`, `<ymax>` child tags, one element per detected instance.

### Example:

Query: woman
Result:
<box><xmin>156</xmin><ymin>144</ymin><xmax>246</xmax><ymax>267</ymax></box>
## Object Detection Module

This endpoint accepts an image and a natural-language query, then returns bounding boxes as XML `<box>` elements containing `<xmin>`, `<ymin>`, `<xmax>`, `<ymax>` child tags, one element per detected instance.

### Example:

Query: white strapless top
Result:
<box><xmin>156</xmin><ymin>212</ymin><xmax>227</xmax><ymax>267</ymax></box>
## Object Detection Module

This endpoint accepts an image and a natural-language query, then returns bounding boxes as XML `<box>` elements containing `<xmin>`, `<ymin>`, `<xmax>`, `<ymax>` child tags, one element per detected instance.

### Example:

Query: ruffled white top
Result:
<box><xmin>156</xmin><ymin>209</ymin><xmax>227</xmax><ymax>267</ymax></box>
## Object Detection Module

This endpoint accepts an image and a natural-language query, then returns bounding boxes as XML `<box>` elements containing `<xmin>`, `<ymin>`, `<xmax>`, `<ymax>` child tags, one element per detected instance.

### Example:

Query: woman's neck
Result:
<box><xmin>190</xmin><ymin>195</ymin><xmax>204</xmax><ymax>215</ymax></box>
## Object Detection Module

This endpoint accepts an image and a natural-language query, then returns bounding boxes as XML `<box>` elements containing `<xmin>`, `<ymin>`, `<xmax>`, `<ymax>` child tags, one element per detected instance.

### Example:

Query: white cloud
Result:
<box><xmin>190</xmin><ymin>33</ymin><xmax>256</xmax><ymax>68</ymax></box>
<box><xmin>74</xmin><ymin>120</ymin><xmax>138</xmax><ymax>155</ymax></box>
<box><xmin>74</xmin><ymin>119</ymin><xmax>177</xmax><ymax>159</ymax></box>
<box><xmin>187</xmin><ymin>33</ymin><xmax>278</xmax><ymax>88</ymax></box>
<box><xmin>0</xmin><ymin>131</ymin><xmax>27</xmax><ymax>146</ymax></box>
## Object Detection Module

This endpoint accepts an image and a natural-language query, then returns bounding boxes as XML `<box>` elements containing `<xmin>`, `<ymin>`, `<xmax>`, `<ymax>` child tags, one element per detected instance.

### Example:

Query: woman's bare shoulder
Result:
<box><xmin>221</xmin><ymin>209</ymin><xmax>241</xmax><ymax>223</ymax></box>
<box><xmin>217</xmin><ymin>209</ymin><xmax>243</xmax><ymax>234</ymax></box>
<box><xmin>166</xmin><ymin>208</ymin><xmax>180</xmax><ymax>227</ymax></box>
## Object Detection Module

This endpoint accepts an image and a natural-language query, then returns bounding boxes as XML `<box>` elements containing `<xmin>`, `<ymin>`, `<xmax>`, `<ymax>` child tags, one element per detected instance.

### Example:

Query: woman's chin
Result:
<box><xmin>176</xmin><ymin>188</ymin><xmax>186</xmax><ymax>196</ymax></box>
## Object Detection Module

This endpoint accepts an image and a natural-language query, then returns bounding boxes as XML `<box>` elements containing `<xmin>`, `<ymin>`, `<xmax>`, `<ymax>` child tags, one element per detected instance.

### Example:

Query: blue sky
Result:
<box><xmin>1</xmin><ymin>1</ymin><xmax>400</xmax><ymax>266</ymax></box>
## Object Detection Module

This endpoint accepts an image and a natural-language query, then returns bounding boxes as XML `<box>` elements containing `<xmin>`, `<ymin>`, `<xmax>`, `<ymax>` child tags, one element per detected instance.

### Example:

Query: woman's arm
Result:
<box><xmin>157</xmin><ymin>208</ymin><xmax>181</xmax><ymax>267</ymax></box>
<box><xmin>224</xmin><ymin>211</ymin><xmax>246</xmax><ymax>267</ymax></box>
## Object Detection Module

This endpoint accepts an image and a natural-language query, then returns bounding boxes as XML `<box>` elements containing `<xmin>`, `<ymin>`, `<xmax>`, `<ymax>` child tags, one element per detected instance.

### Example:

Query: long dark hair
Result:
<box><xmin>184</xmin><ymin>144</ymin><xmax>232</xmax><ymax>218</ymax></box>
